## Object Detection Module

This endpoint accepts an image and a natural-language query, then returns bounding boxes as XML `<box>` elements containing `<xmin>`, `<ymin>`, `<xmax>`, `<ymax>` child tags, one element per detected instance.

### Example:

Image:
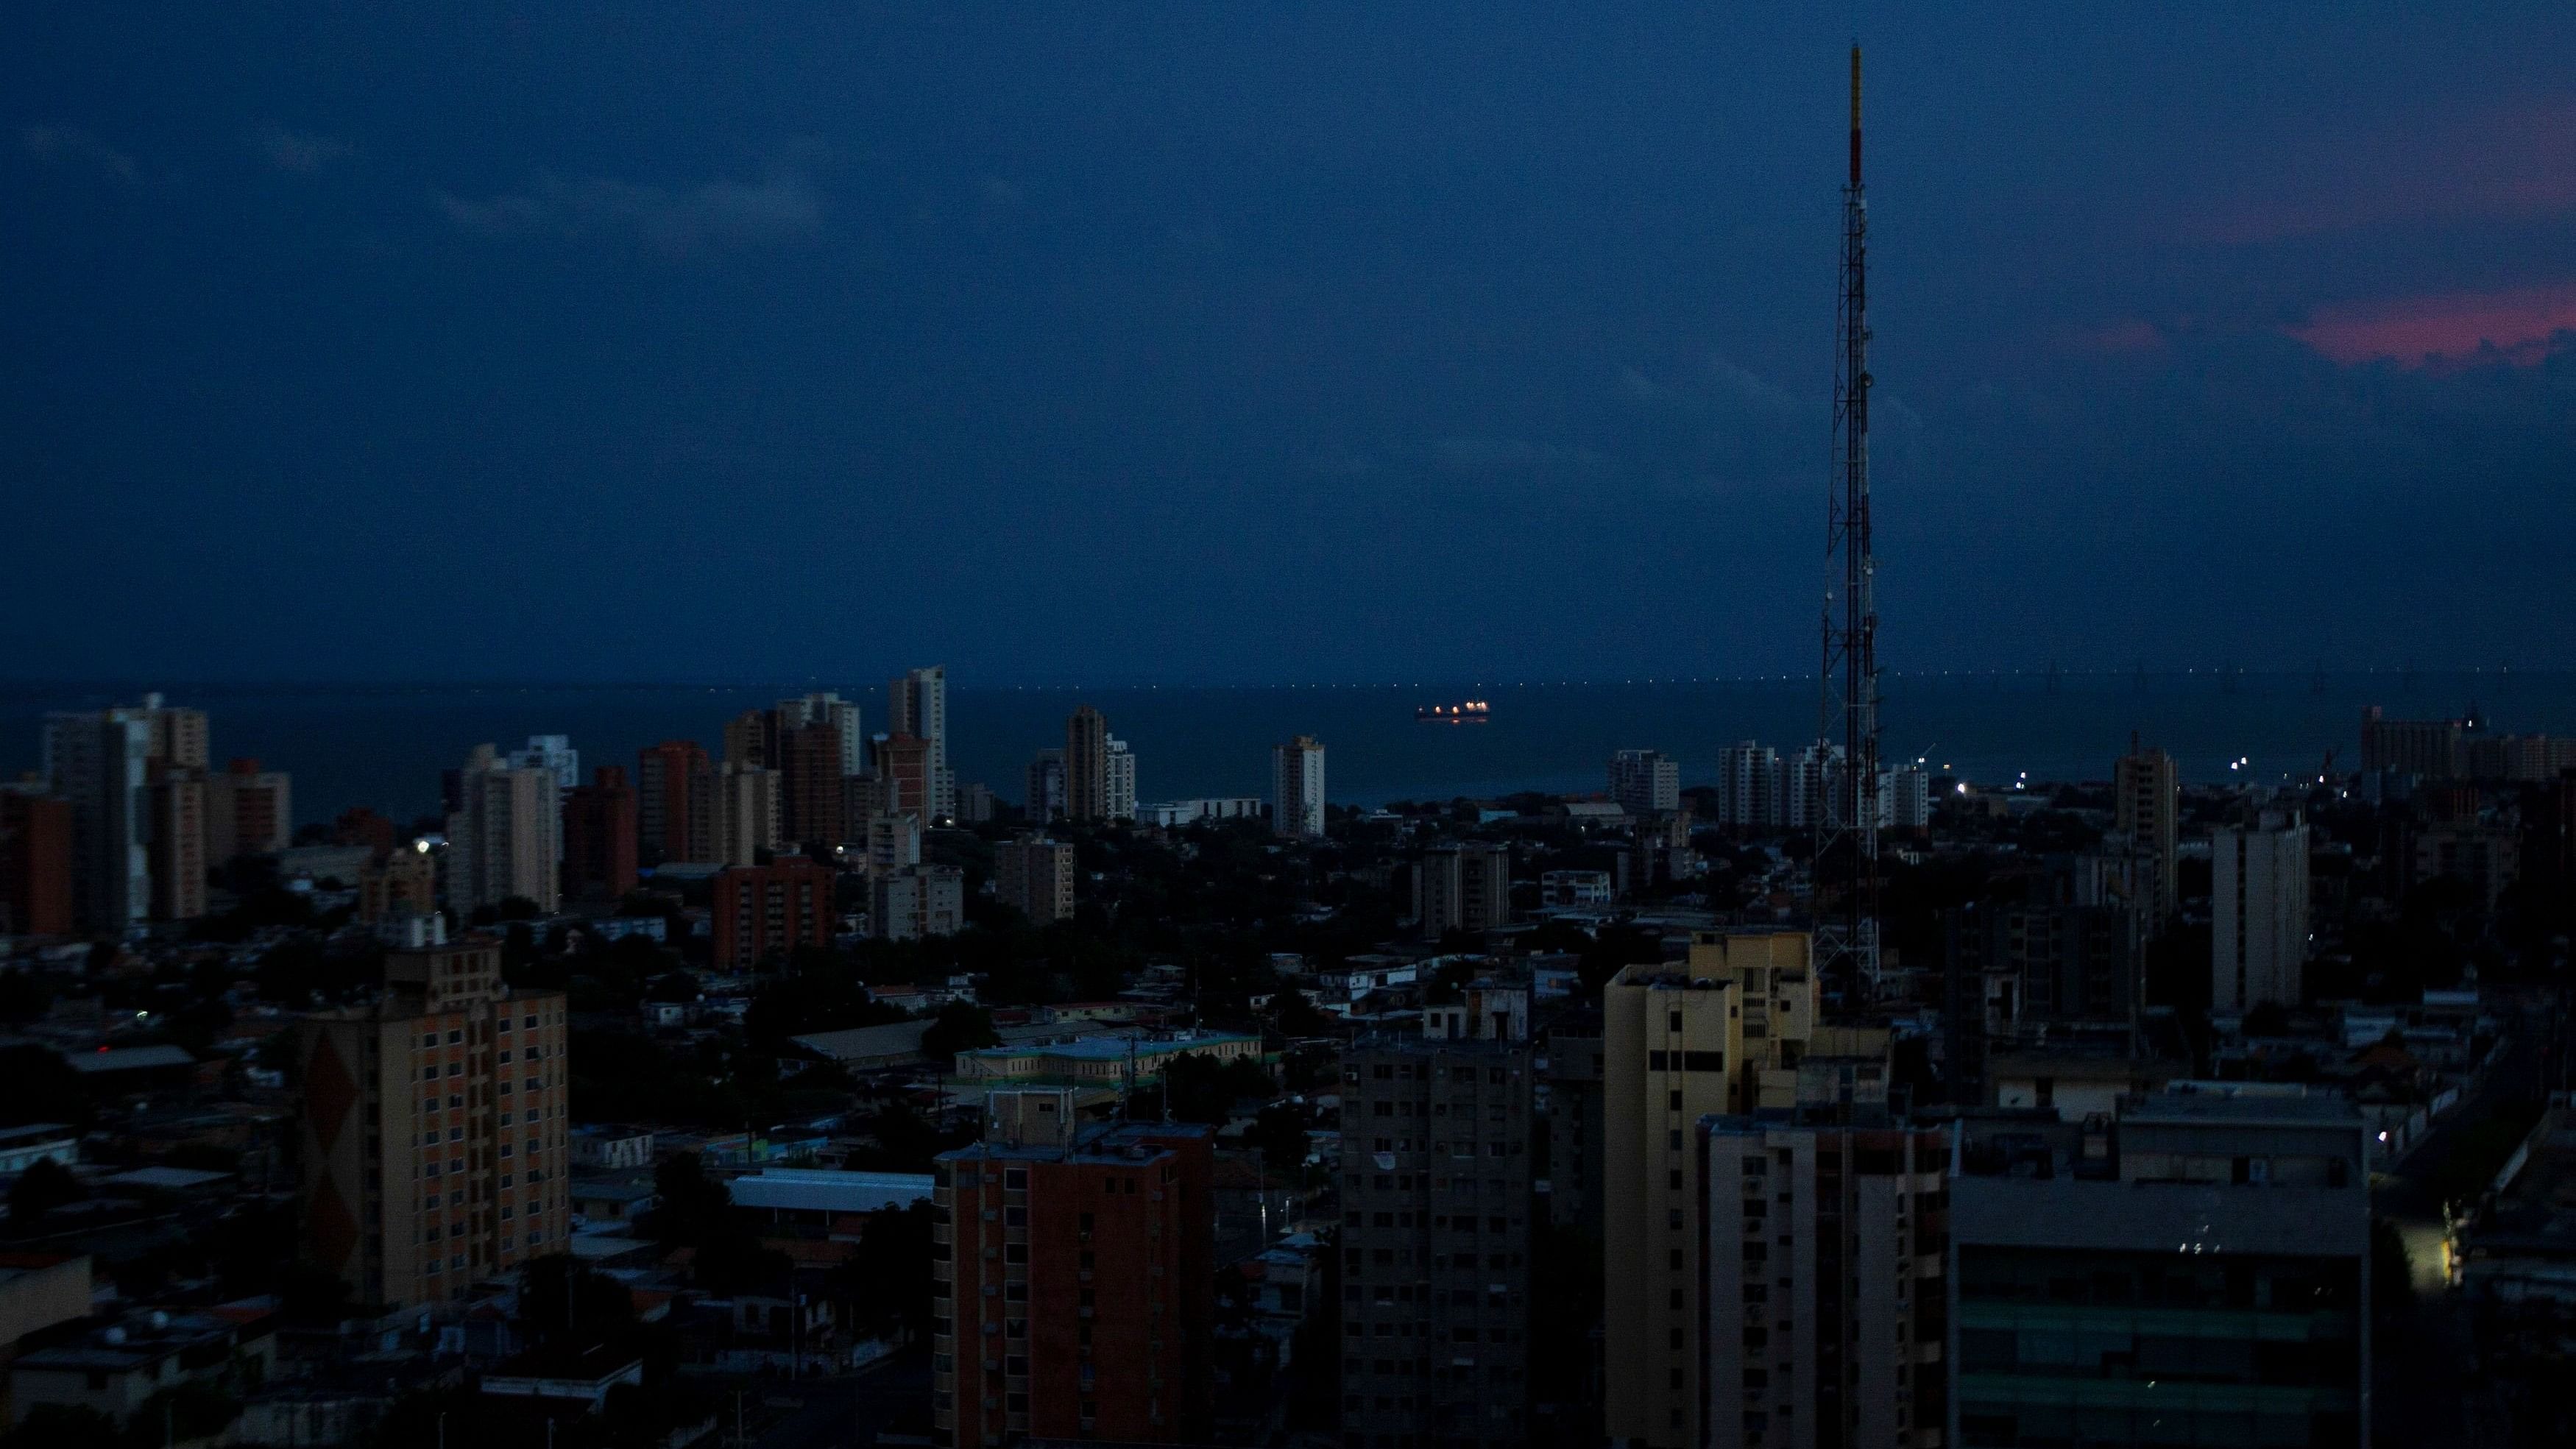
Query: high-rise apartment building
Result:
<box><xmin>778</xmin><ymin>721</ymin><xmax>851</xmax><ymax>850</ymax></box>
<box><xmin>1715</xmin><ymin>742</ymin><xmax>1783</xmax><ymax>831</ymax></box>
<box><xmin>933</xmin><ymin>1099</ymin><xmax>1215</xmax><ymax>1448</ymax></box>
<box><xmin>711</xmin><ymin>855</ymin><xmax>837</xmax><ymax>969</ymax></box>
<box><xmin>1104</xmin><ymin>737</ymin><xmax>1136</xmax><ymax>823</ymax></box>
<box><xmin>1610</xmin><ymin>750</ymin><xmax>1682</xmax><ymax>816</ymax></box>
<box><xmin>506</xmin><ymin>734</ymin><xmax>580</xmax><ymax>794</ymax></box>
<box><xmin>712</xmin><ymin>762</ymin><xmax>781</xmax><ymax>868</ymax></box>
<box><xmin>776</xmin><ymin>692</ymin><xmax>864</xmax><ymax>777</ymax></box>
<box><xmin>1415</xmin><ymin>842</ymin><xmax>1511</xmax><ymax>941</ymax></box>
<box><xmin>445</xmin><ymin>745</ymin><xmax>562</xmax><ymax>915</ymax></box>
<box><xmin>723</xmin><ymin>709</ymin><xmax>774</xmax><ymax>770</ymax></box>
<box><xmin>561</xmin><ymin>767</ymin><xmax>639</xmax><ymax>900</ymax></box>
<box><xmin>1784</xmin><ymin>743</ymin><xmax>1847</xmax><ymax>831</ymax></box>
<box><xmin>206</xmin><ymin>759</ymin><xmax>292</xmax><ymax>862</ymax></box>
<box><xmin>1066</xmin><ymin>707</ymin><xmax>1111</xmax><ymax>823</ymax></box>
<box><xmin>145</xmin><ymin>762</ymin><xmax>206</xmax><ymax>921</ymax></box>
<box><xmin>2112</xmin><ymin>741</ymin><xmax>2179</xmax><ymax>924</ymax></box>
<box><xmin>43</xmin><ymin>701</ymin><xmax>160</xmax><ymax>932</ymax></box>
<box><xmin>888</xmin><ymin>667</ymin><xmax>956</xmax><ymax>821</ymax></box>
<box><xmin>1541</xmin><ymin>1015</ymin><xmax>1606</xmax><ymax>1235</ymax></box>
<box><xmin>635</xmin><ymin>740</ymin><xmax>713</xmax><ymax>867</ymax></box>
<box><xmin>2358</xmin><ymin>704</ymin><xmax>2462</xmax><ymax>780</ymax></box>
<box><xmin>994</xmin><ymin>835</ymin><xmax>1075</xmax><ymax>924</ymax></box>
<box><xmin>1603</xmin><ymin>932</ymin><xmax>1818</xmax><ymax>1449</ymax></box>
<box><xmin>871</xmin><ymin>733</ymin><xmax>936</xmax><ymax>821</ymax></box>
<box><xmin>1273</xmin><ymin>736</ymin><xmax>1326</xmax><ymax>839</ymax></box>
<box><xmin>873</xmin><ymin>864</ymin><xmax>963</xmax><ymax>941</ymax></box>
<box><xmin>0</xmin><ymin>784</ymin><xmax>74</xmax><ymax>937</ymax></box>
<box><xmin>294</xmin><ymin>915</ymin><xmax>570</xmax><ymax>1308</ymax></box>
<box><xmin>2213</xmin><ymin>808</ymin><xmax>2310</xmax><ymax>1012</ymax></box>
<box><xmin>1878</xmin><ymin>765</ymin><xmax>1931</xmax><ymax>832</ymax></box>
<box><xmin>1950</xmin><ymin>1089</ymin><xmax>2369</xmax><ymax>1447</ymax></box>
<box><xmin>1339</xmin><ymin>984</ymin><xmax>1535</xmax><ymax>1449</ymax></box>
<box><xmin>1701</xmin><ymin>1113</ymin><xmax>1950</xmax><ymax>1449</ymax></box>
<box><xmin>866</xmin><ymin>811</ymin><xmax>924</xmax><ymax>878</ymax></box>
<box><xmin>1025</xmin><ymin>750</ymin><xmax>1066</xmax><ymax>824</ymax></box>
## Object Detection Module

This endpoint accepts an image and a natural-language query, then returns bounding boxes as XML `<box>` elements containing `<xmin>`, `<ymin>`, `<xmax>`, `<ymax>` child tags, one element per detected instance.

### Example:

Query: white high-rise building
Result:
<box><xmin>1784</xmin><ymin>741</ymin><xmax>1848</xmax><ymax>831</ymax></box>
<box><xmin>1877</xmin><ymin>765</ymin><xmax>1931</xmax><ymax>831</ymax></box>
<box><xmin>887</xmin><ymin>666</ymin><xmax>955</xmax><ymax>821</ymax></box>
<box><xmin>1607</xmin><ymin>749</ymin><xmax>1681</xmax><ymax>815</ymax></box>
<box><xmin>446</xmin><ymin>745</ymin><xmax>562</xmax><ymax>915</ymax></box>
<box><xmin>1103</xmin><ymin>737</ymin><xmax>1136</xmax><ymax>822</ymax></box>
<box><xmin>2214</xmin><ymin>808</ymin><xmax>2310</xmax><ymax>1012</ymax></box>
<box><xmin>1272</xmin><ymin>735</ymin><xmax>1326</xmax><ymax>839</ymax></box>
<box><xmin>1714</xmin><ymin>740</ymin><xmax>1783</xmax><ymax>829</ymax></box>
<box><xmin>506</xmin><ymin>734</ymin><xmax>581</xmax><ymax>794</ymax></box>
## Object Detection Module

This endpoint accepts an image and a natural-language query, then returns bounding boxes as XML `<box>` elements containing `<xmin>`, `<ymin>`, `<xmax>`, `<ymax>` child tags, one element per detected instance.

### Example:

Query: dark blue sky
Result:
<box><xmin>7</xmin><ymin>2</ymin><xmax>2573</xmax><ymax>685</ymax></box>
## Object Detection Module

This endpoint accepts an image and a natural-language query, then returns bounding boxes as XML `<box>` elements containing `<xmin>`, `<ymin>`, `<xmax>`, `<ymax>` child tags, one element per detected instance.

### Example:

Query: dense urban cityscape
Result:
<box><xmin>1</xmin><ymin>676</ymin><xmax>2573</xmax><ymax>1449</ymax></box>
<box><xmin>10</xmin><ymin>5</ymin><xmax>2576</xmax><ymax>1449</ymax></box>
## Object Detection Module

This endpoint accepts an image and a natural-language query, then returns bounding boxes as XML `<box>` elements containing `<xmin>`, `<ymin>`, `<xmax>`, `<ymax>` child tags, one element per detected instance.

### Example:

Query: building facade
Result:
<box><xmin>711</xmin><ymin>856</ymin><xmax>837</xmax><ymax>969</ymax></box>
<box><xmin>874</xmin><ymin>864</ymin><xmax>964</xmax><ymax>941</ymax></box>
<box><xmin>1273</xmin><ymin>736</ymin><xmax>1327</xmax><ymax>839</ymax></box>
<box><xmin>1415</xmin><ymin>842</ymin><xmax>1511</xmax><ymax>940</ymax></box>
<box><xmin>0</xmin><ymin>785</ymin><xmax>74</xmax><ymax>936</ymax></box>
<box><xmin>1603</xmin><ymin>932</ymin><xmax>1818</xmax><ymax>1449</ymax></box>
<box><xmin>445</xmin><ymin>745</ymin><xmax>562</xmax><ymax>915</ymax></box>
<box><xmin>561</xmin><ymin>766</ymin><xmax>639</xmax><ymax>901</ymax></box>
<box><xmin>712</xmin><ymin>762</ymin><xmax>782</xmax><ymax>868</ymax></box>
<box><xmin>294</xmin><ymin>918</ymin><xmax>570</xmax><ymax>1307</ymax></box>
<box><xmin>933</xmin><ymin>1105</ymin><xmax>1214</xmax><ymax>1448</ymax></box>
<box><xmin>1066</xmin><ymin>707</ymin><xmax>1111</xmax><ymax>823</ymax></box>
<box><xmin>1701</xmin><ymin>1116</ymin><xmax>1950</xmax><ymax>1449</ymax></box>
<box><xmin>995</xmin><ymin>835</ymin><xmax>1076</xmax><ymax>924</ymax></box>
<box><xmin>2213</xmin><ymin>809</ymin><xmax>2310</xmax><ymax>1013</ymax></box>
<box><xmin>1610</xmin><ymin>750</ymin><xmax>1682</xmax><ymax>816</ymax></box>
<box><xmin>1339</xmin><ymin>985</ymin><xmax>1535</xmax><ymax>1449</ymax></box>
<box><xmin>888</xmin><ymin>666</ymin><xmax>956</xmax><ymax>821</ymax></box>
<box><xmin>207</xmin><ymin>758</ymin><xmax>292</xmax><ymax>862</ymax></box>
<box><xmin>635</xmin><ymin>739</ymin><xmax>714</xmax><ymax>867</ymax></box>
<box><xmin>2112</xmin><ymin>743</ymin><xmax>2179</xmax><ymax>924</ymax></box>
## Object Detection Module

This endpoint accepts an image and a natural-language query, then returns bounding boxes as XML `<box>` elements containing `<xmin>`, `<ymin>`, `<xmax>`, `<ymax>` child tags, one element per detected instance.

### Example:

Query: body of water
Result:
<box><xmin>3</xmin><ymin>671</ymin><xmax>2567</xmax><ymax>832</ymax></box>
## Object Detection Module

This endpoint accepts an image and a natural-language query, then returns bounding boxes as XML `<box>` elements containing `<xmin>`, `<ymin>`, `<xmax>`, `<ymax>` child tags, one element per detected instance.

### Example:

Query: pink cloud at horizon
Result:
<box><xmin>2287</xmin><ymin>282</ymin><xmax>2576</xmax><ymax>366</ymax></box>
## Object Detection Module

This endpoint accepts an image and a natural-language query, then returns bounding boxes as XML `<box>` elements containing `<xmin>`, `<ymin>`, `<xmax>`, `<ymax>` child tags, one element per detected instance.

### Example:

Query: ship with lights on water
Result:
<box><xmin>1415</xmin><ymin>699</ymin><xmax>1490</xmax><ymax>723</ymax></box>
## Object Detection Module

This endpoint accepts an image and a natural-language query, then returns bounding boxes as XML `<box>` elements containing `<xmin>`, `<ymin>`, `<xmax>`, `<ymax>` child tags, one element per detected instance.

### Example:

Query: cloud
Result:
<box><xmin>2286</xmin><ymin>282</ymin><xmax>2576</xmax><ymax>368</ymax></box>
<box><xmin>254</xmin><ymin>127</ymin><xmax>355</xmax><ymax>174</ymax></box>
<box><xmin>19</xmin><ymin>124</ymin><xmax>137</xmax><ymax>181</ymax></box>
<box><xmin>435</xmin><ymin>163</ymin><xmax>821</xmax><ymax>255</ymax></box>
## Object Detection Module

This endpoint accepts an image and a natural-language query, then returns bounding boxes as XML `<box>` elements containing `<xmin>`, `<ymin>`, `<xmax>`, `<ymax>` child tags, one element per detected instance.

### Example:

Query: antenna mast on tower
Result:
<box><xmin>1816</xmin><ymin>43</ymin><xmax>1882</xmax><ymax>997</ymax></box>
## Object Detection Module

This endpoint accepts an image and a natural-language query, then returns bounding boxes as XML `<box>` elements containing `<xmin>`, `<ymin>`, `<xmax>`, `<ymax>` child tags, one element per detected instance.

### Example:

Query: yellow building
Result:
<box><xmin>1602</xmin><ymin>930</ymin><xmax>1816</xmax><ymax>1449</ymax></box>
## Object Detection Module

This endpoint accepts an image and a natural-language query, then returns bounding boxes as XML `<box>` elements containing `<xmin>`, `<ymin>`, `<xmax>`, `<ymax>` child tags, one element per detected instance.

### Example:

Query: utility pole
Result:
<box><xmin>1816</xmin><ymin>41</ymin><xmax>1882</xmax><ymax>1001</ymax></box>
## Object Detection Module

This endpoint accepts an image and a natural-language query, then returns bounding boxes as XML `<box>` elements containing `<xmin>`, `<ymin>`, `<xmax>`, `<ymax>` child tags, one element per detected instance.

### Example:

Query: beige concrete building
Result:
<box><xmin>207</xmin><ymin>759</ymin><xmax>293</xmax><ymax>861</ymax></box>
<box><xmin>1415</xmin><ymin>840</ymin><xmax>1510</xmax><ymax>940</ymax></box>
<box><xmin>1702</xmin><ymin>1114</ymin><xmax>1950</xmax><ymax>1449</ymax></box>
<box><xmin>146</xmin><ymin>765</ymin><xmax>206</xmax><ymax>922</ymax></box>
<box><xmin>1603</xmin><ymin>930</ymin><xmax>1818</xmax><ymax>1449</ymax></box>
<box><xmin>2112</xmin><ymin>742</ymin><xmax>2178</xmax><ymax>924</ymax></box>
<box><xmin>712</xmin><ymin>762</ymin><xmax>781</xmax><ymax>868</ymax></box>
<box><xmin>994</xmin><ymin>834</ymin><xmax>1075</xmax><ymax>923</ymax></box>
<box><xmin>294</xmin><ymin>918</ymin><xmax>570</xmax><ymax>1307</ymax></box>
<box><xmin>445</xmin><ymin>745</ymin><xmax>561</xmax><ymax>915</ymax></box>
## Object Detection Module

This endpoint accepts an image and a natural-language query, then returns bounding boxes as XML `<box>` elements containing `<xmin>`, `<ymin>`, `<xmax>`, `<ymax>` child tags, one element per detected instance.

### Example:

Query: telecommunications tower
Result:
<box><xmin>1816</xmin><ymin>44</ymin><xmax>1881</xmax><ymax>995</ymax></box>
